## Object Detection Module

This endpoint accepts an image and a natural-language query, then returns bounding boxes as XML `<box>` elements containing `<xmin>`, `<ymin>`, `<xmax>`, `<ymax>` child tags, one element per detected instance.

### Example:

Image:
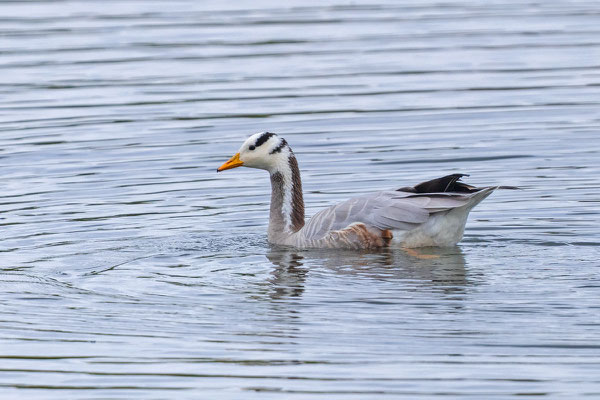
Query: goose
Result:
<box><xmin>217</xmin><ymin>132</ymin><xmax>513</xmax><ymax>249</ymax></box>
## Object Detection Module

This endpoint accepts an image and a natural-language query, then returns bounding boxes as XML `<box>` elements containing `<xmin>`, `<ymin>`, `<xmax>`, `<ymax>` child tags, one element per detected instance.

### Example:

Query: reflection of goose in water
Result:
<box><xmin>266</xmin><ymin>246</ymin><xmax>469</xmax><ymax>300</ymax></box>
<box><xmin>266</xmin><ymin>250</ymin><xmax>308</xmax><ymax>299</ymax></box>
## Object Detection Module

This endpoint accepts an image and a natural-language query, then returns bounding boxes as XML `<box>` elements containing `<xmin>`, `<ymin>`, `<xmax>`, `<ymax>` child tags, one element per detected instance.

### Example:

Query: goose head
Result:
<box><xmin>217</xmin><ymin>132</ymin><xmax>290</xmax><ymax>173</ymax></box>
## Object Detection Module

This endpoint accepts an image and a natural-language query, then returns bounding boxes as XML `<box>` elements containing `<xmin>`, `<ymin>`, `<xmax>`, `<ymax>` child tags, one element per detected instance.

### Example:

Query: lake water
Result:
<box><xmin>1</xmin><ymin>0</ymin><xmax>599</xmax><ymax>398</ymax></box>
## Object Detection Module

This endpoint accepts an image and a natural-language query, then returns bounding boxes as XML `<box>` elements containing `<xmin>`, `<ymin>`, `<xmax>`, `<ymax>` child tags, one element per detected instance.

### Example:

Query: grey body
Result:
<box><xmin>270</xmin><ymin>183</ymin><xmax>496</xmax><ymax>249</ymax></box>
<box><xmin>219</xmin><ymin>132</ymin><xmax>510</xmax><ymax>249</ymax></box>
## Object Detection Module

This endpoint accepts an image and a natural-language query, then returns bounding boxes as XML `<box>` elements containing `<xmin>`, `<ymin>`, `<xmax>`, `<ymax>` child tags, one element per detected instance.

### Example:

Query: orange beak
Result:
<box><xmin>217</xmin><ymin>152</ymin><xmax>243</xmax><ymax>172</ymax></box>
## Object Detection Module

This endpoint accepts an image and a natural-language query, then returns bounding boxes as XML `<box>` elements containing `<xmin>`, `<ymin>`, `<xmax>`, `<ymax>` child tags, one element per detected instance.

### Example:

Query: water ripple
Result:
<box><xmin>0</xmin><ymin>0</ymin><xmax>599</xmax><ymax>399</ymax></box>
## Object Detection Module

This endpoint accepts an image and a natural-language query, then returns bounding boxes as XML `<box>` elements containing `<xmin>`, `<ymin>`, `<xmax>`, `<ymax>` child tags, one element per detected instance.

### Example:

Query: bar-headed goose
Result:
<box><xmin>218</xmin><ymin>132</ymin><xmax>512</xmax><ymax>249</ymax></box>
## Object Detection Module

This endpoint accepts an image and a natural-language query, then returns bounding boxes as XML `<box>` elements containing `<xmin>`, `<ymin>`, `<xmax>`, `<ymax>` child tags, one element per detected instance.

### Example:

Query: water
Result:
<box><xmin>1</xmin><ymin>0</ymin><xmax>599</xmax><ymax>398</ymax></box>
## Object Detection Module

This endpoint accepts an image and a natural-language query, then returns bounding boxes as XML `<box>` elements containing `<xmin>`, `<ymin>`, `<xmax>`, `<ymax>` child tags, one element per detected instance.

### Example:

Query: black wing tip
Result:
<box><xmin>406</xmin><ymin>173</ymin><xmax>474</xmax><ymax>194</ymax></box>
<box><xmin>398</xmin><ymin>174</ymin><xmax>519</xmax><ymax>194</ymax></box>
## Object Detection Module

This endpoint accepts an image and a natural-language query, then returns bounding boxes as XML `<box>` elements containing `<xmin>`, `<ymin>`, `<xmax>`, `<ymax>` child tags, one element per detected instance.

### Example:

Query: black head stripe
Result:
<box><xmin>255</xmin><ymin>132</ymin><xmax>275</xmax><ymax>148</ymax></box>
<box><xmin>270</xmin><ymin>139</ymin><xmax>288</xmax><ymax>154</ymax></box>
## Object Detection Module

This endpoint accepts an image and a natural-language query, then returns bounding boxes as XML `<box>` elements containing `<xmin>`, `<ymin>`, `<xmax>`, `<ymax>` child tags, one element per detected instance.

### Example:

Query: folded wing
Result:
<box><xmin>301</xmin><ymin>190</ymin><xmax>478</xmax><ymax>240</ymax></box>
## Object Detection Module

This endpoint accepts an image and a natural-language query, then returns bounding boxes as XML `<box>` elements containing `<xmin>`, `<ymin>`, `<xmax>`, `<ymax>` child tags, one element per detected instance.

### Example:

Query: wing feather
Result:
<box><xmin>300</xmin><ymin>190</ymin><xmax>489</xmax><ymax>241</ymax></box>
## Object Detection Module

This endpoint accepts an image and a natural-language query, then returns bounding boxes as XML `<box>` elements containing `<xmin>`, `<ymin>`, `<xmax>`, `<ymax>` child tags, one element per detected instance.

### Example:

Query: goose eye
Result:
<box><xmin>249</xmin><ymin>145</ymin><xmax>255</xmax><ymax>151</ymax></box>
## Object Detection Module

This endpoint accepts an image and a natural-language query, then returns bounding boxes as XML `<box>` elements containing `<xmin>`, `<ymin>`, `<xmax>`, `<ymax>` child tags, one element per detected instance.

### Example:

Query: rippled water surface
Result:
<box><xmin>1</xmin><ymin>0</ymin><xmax>600</xmax><ymax>398</ymax></box>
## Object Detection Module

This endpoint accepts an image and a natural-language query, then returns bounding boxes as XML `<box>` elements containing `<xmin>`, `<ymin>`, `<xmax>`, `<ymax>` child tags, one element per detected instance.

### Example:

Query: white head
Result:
<box><xmin>217</xmin><ymin>132</ymin><xmax>291</xmax><ymax>173</ymax></box>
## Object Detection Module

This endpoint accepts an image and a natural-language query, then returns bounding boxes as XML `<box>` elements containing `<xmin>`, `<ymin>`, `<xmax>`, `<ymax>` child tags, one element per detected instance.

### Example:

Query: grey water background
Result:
<box><xmin>1</xmin><ymin>0</ymin><xmax>599</xmax><ymax>398</ymax></box>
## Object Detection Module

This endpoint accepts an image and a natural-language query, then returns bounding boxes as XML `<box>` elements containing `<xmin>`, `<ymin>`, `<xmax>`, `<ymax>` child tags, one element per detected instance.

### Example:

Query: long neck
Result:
<box><xmin>269</xmin><ymin>154</ymin><xmax>305</xmax><ymax>239</ymax></box>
